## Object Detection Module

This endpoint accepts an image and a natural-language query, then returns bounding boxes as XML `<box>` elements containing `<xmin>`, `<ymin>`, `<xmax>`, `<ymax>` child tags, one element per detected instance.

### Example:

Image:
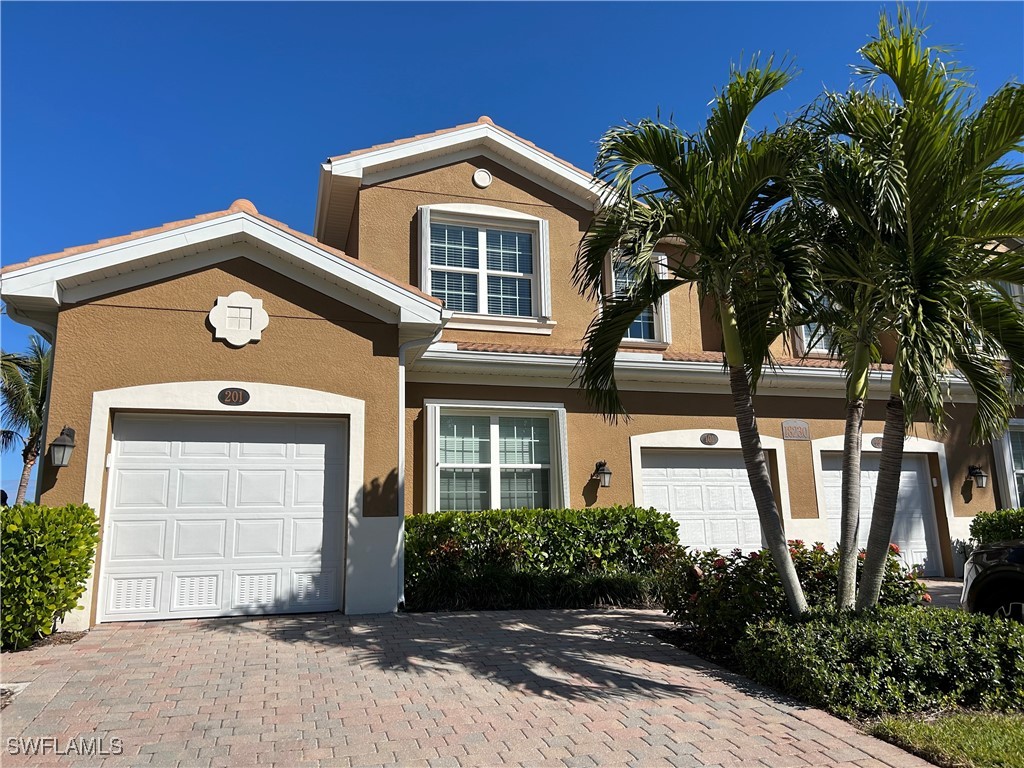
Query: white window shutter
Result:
<box><xmin>538</xmin><ymin>219</ymin><xmax>552</xmax><ymax>318</ymax></box>
<box><xmin>418</xmin><ymin>206</ymin><xmax>432</xmax><ymax>293</ymax></box>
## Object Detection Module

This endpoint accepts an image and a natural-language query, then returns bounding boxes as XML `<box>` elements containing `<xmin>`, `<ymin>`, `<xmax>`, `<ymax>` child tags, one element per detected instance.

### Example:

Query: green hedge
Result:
<box><xmin>660</xmin><ymin>541</ymin><xmax>927</xmax><ymax>660</ymax></box>
<box><xmin>404</xmin><ymin>506</ymin><xmax>678</xmax><ymax>611</ymax></box>
<box><xmin>1</xmin><ymin>503</ymin><xmax>100</xmax><ymax>650</ymax></box>
<box><xmin>971</xmin><ymin>508</ymin><xmax>1024</xmax><ymax>544</ymax></box>
<box><xmin>739</xmin><ymin>606</ymin><xmax>1024</xmax><ymax>719</ymax></box>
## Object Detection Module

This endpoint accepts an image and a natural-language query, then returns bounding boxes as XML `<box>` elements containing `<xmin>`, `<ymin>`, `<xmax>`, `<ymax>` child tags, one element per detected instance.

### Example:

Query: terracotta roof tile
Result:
<box><xmin>1</xmin><ymin>199</ymin><xmax>442</xmax><ymax>307</ymax></box>
<box><xmin>327</xmin><ymin>116</ymin><xmax>595</xmax><ymax>183</ymax></box>
<box><xmin>452</xmin><ymin>341</ymin><xmax>894</xmax><ymax>371</ymax></box>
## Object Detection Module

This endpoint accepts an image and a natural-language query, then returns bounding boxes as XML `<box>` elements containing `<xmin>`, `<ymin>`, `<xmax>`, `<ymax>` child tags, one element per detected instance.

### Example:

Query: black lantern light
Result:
<box><xmin>967</xmin><ymin>464</ymin><xmax>988</xmax><ymax>490</ymax></box>
<box><xmin>592</xmin><ymin>461</ymin><xmax>612</xmax><ymax>488</ymax></box>
<box><xmin>49</xmin><ymin>426</ymin><xmax>76</xmax><ymax>468</ymax></box>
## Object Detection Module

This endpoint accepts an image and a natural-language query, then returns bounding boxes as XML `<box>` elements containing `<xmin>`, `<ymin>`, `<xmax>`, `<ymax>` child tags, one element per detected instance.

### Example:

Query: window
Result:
<box><xmin>425</xmin><ymin>401</ymin><xmax>568</xmax><ymax>512</ymax></box>
<box><xmin>800</xmin><ymin>322</ymin><xmax>832</xmax><ymax>354</ymax></box>
<box><xmin>1005</xmin><ymin>428</ymin><xmax>1024</xmax><ymax>506</ymax></box>
<box><xmin>605</xmin><ymin>253</ymin><xmax>671</xmax><ymax>345</ymax></box>
<box><xmin>419</xmin><ymin>204</ymin><xmax>553</xmax><ymax>333</ymax></box>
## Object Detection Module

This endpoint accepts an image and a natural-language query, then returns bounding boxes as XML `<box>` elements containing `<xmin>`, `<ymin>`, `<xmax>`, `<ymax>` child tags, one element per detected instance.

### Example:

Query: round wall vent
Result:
<box><xmin>472</xmin><ymin>168</ymin><xmax>493</xmax><ymax>189</ymax></box>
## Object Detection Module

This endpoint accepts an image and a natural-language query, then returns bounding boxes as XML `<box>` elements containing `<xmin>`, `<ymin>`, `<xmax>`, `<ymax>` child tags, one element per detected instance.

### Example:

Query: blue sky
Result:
<box><xmin>2</xmin><ymin>1</ymin><xmax>1022</xmax><ymax>497</ymax></box>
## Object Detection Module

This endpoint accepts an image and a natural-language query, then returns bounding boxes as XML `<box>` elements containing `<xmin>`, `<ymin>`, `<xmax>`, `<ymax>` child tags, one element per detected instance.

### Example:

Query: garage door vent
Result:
<box><xmin>235</xmin><ymin>573</ymin><xmax>277</xmax><ymax>608</ymax></box>
<box><xmin>174</xmin><ymin>575</ymin><xmax>220</xmax><ymax>610</ymax></box>
<box><xmin>110</xmin><ymin>577</ymin><xmax>158</xmax><ymax>612</ymax></box>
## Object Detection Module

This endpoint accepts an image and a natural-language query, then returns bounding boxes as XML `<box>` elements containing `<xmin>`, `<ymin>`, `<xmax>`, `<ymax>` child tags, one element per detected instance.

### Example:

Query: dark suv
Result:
<box><xmin>961</xmin><ymin>540</ymin><xmax>1024</xmax><ymax>620</ymax></box>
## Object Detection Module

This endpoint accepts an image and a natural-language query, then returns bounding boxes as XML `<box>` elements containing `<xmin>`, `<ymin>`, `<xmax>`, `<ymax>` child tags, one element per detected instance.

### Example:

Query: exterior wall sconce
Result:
<box><xmin>49</xmin><ymin>426</ymin><xmax>76</xmax><ymax>468</ymax></box>
<box><xmin>592</xmin><ymin>461</ymin><xmax>612</xmax><ymax>488</ymax></box>
<box><xmin>967</xmin><ymin>465</ymin><xmax>988</xmax><ymax>489</ymax></box>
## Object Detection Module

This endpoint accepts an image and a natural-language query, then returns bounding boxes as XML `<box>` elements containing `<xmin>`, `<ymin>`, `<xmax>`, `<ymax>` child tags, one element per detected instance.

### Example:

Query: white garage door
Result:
<box><xmin>641</xmin><ymin>450</ymin><xmax>765</xmax><ymax>551</ymax></box>
<box><xmin>821</xmin><ymin>453</ymin><xmax>942</xmax><ymax>576</ymax></box>
<box><xmin>99</xmin><ymin>414</ymin><xmax>347</xmax><ymax>622</ymax></box>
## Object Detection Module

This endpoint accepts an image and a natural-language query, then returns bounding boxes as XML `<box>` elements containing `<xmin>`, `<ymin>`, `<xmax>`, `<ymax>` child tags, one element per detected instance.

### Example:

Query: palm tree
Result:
<box><xmin>814</xmin><ymin>8</ymin><xmax>1024</xmax><ymax>610</ymax></box>
<box><xmin>1</xmin><ymin>336</ymin><xmax>52</xmax><ymax>505</ymax></box>
<box><xmin>573</xmin><ymin>59</ymin><xmax>812</xmax><ymax>616</ymax></box>
<box><xmin>793</xmin><ymin>143</ymin><xmax>891</xmax><ymax>609</ymax></box>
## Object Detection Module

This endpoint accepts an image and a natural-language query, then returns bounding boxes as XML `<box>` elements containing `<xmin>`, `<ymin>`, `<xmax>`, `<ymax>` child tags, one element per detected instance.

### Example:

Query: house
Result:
<box><xmin>0</xmin><ymin>117</ymin><xmax>1005</xmax><ymax>629</ymax></box>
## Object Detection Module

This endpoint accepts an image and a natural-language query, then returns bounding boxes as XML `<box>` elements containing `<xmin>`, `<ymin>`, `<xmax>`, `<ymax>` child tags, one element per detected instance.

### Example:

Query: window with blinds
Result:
<box><xmin>428</xmin><ymin>222</ymin><xmax>535</xmax><ymax>317</ymax></box>
<box><xmin>437</xmin><ymin>412</ymin><xmax>552</xmax><ymax>511</ymax></box>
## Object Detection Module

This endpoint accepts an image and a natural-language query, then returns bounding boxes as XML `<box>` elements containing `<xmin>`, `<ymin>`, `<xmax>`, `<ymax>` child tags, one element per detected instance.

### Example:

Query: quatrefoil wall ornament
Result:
<box><xmin>208</xmin><ymin>291</ymin><xmax>270</xmax><ymax>347</ymax></box>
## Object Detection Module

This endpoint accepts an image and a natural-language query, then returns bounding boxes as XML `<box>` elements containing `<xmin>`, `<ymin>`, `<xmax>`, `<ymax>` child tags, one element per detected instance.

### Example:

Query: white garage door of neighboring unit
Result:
<box><xmin>821</xmin><ymin>453</ymin><xmax>941</xmax><ymax>576</ymax></box>
<box><xmin>641</xmin><ymin>450</ymin><xmax>765</xmax><ymax>552</ymax></box>
<box><xmin>99</xmin><ymin>414</ymin><xmax>347</xmax><ymax>622</ymax></box>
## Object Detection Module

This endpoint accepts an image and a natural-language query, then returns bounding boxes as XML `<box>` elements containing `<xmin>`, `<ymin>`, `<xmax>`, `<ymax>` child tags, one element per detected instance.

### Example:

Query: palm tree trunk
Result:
<box><xmin>837</xmin><ymin>342</ymin><xmax>870</xmax><ymax>609</ymax></box>
<box><xmin>855</xmin><ymin>392</ymin><xmax>906</xmax><ymax>611</ymax></box>
<box><xmin>15</xmin><ymin>442</ymin><xmax>38</xmax><ymax>506</ymax></box>
<box><xmin>718</xmin><ymin>299</ymin><xmax>807</xmax><ymax>616</ymax></box>
<box><xmin>728</xmin><ymin>366</ymin><xmax>809</xmax><ymax>616</ymax></box>
<box><xmin>837</xmin><ymin>398</ymin><xmax>865</xmax><ymax>609</ymax></box>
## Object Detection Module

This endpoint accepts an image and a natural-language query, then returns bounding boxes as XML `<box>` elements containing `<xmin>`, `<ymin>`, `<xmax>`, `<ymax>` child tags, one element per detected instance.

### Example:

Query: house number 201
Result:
<box><xmin>218</xmin><ymin>388</ymin><xmax>250</xmax><ymax>406</ymax></box>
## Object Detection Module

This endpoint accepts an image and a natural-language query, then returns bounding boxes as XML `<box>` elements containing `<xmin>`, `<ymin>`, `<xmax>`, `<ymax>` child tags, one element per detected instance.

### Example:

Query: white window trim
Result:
<box><xmin>994</xmin><ymin>419</ymin><xmax>1024</xmax><ymax>509</ymax></box>
<box><xmin>424</xmin><ymin>399</ymin><xmax>569</xmax><ymax>513</ymax></box>
<box><xmin>603</xmin><ymin>251</ymin><xmax>672</xmax><ymax>347</ymax></box>
<box><xmin>419</xmin><ymin>204</ymin><xmax>554</xmax><ymax>334</ymax></box>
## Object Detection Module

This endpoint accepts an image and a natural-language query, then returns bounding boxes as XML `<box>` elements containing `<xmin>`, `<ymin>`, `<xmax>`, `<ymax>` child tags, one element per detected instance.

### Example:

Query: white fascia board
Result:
<box><xmin>329</xmin><ymin>124</ymin><xmax>601</xmax><ymax>208</ymax></box>
<box><xmin>1</xmin><ymin>212</ymin><xmax>444</xmax><ymax>329</ymax></box>
<box><xmin>411</xmin><ymin>346</ymin><xmax>978</xmax><ymax>401</ymax></box>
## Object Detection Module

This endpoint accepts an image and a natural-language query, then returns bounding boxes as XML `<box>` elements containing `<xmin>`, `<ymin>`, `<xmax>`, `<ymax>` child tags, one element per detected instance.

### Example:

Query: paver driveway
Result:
<box><xmin>0</xmin><ymin>610</ymin><xmax>927</xmax><ymax>767</ymax></box>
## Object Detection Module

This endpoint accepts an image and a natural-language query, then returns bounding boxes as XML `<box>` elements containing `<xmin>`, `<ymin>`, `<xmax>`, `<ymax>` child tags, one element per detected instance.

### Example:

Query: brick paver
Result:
<box><xmin>0</xmin><ymin>610</ymin><xmax>927</xmax><ymax>766</ymax></box>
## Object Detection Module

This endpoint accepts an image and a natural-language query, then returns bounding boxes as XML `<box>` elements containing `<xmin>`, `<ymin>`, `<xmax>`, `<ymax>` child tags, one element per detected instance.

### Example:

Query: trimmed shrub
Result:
<box><xmin>970</xmin><ymin>508</ymin><xmax>1024</xmax><ymax>545</ymax></box>
<box><xmin>404</xmin><ymin>506</ymin><xmax>679</xmax><ymax>611</ymax></box>
<box><xmin>660</xmin><ymin>541</ymin><xmax>927</xmax><ymax>660</ymax></box>
<box><xmin>739</xmin><ymin>606</ymin><xmax>1024</xmax><ymax>718</ymax></box>
<box><xmin>1</xmin><ymin>503</ymin><xmax>100</xmax><ymax>650</ymax></box>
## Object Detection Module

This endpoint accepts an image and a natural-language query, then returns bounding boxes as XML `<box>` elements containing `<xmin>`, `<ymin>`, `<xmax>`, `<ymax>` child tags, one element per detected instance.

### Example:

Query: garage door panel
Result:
<box><xmin>674</xmin><ymin>485</ymin><xmax>702</xmax><ymax>511</ymax></box>
<box><xmin>115</xmin><ymin>469</ymin><xmax>170</xmax><ymax>508</ymax></box>
<box><xmin>109</xmin><ymin>520</ymin><xmax>166</xmax><ymax>561</ymax></box>
<box><xmin>172</xmin><ymin>519</ymin><xmax>226</xmax><ymax>559</ymax></box>
<box><xmin>100</xmin><ymin>414</ymin><xmax>346</xmax><ymax>622</ymax></box>
<box><xmin>177</xmin><ymin>470</ymin><xmax>230</xmax><ymax>507</ymax></box>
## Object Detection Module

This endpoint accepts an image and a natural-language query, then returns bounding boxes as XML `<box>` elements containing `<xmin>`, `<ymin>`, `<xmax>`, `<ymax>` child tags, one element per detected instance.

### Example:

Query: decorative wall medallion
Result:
<box><xmin>870</xmin><ymin>437</ymin><xmax>884</xmax><ymax>449</ymax></box>
<box><xmin>472</xmin><ymin>168</ymin><xmax>493</xmax><ymax>189</ymax></box>
<box><xmin>209</xmin><ymin>291</ymin><xmax>270</xmax><ymax>347</ymax></box>
<box><xmin>781</xmin><ymin>420</ymin><xmax>811</xmax><ymax>441</ymax></box>
<box><xmin>699</xmin><ymin>432</ymin><xmax>719</xmax><ymax>446</ymax></box>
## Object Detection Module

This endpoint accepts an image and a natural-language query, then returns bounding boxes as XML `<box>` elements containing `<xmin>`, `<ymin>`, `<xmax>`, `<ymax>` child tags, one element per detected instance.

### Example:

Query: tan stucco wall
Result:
<box><xmin>40</xmin><ymin>253</ymin><xmax>401</xmax><ymax>518</ymax></box>
<box><xmin>404</xmin><ymin>383</ymin><xmax>997</xmax><ymax>527</ymax></box>
<box><xmin>352</xmin><ymin>157</ymin><xmax>714</xmax><ymax>355</ymax></box>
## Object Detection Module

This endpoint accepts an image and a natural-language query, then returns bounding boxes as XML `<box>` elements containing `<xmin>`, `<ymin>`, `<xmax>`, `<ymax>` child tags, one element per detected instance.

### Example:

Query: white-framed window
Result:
<box><xmin>424</xmin><ymin>400</ymin><xmax>569</xmax><ymax>512</ymax></box>
<box><xmin>996</xmin><ymin>423</ymin><xmax>1024</xmax><ymax>508</ymax></box>
<box><xmin>419</xmin><ymin>204</ymin><xmax>554</xmax><ymax>334</ymax></box>
<box><xmin>604</xmin><ymin>252</ymin><xmax>672</xmax><ymax>345</ymax></box>
<box><xmin>799</xmin><ymin>322</ymin><xmax>832</xmax><ymax>355</ymax></box>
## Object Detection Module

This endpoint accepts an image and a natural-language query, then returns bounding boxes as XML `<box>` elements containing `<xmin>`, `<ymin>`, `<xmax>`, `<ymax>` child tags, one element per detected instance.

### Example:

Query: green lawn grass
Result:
<box><xmin>870</xmin><ymin>713</ymin><xmax>1024</xmax><ymax>768</ymax></box>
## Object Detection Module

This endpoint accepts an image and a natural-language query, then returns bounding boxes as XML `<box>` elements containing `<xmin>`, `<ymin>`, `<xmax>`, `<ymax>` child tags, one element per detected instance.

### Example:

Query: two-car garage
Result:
<box><xmin>98</xmin><ymin>414</ymin><xmax>348</xmax><ymax>622</ymax></box>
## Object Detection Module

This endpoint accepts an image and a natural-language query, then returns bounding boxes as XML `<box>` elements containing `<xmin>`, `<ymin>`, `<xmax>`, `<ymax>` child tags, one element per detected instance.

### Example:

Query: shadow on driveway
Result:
<box><xmin>194</xmin><ymin>608</ymin><xmax>724</xmax><ymax>703</ymax></box>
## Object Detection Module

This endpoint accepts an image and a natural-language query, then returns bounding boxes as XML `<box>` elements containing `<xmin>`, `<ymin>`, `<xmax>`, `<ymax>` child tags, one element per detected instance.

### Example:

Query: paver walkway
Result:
<box><xmin>0</xmin><ymin>610</ymin><xmax>928</xmax><ymax>767</ymax></box>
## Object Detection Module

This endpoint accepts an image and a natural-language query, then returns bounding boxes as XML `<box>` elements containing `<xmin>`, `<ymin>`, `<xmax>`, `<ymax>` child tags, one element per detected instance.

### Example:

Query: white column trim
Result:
<box><xmin>629</xmin><ymin>429</ymin><xmax>792</xmax><ymax>524</ymax></box>
<box><xmin>76</xmin><ymin>381</ymin><xmax>377</xmax><ymax>628</ymax></box>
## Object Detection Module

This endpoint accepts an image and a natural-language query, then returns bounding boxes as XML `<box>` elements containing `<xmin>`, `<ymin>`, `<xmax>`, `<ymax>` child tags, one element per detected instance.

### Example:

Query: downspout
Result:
<box><xmin>396</xmin><ymin>328</ymin><xmax>443</xmax><ymax>608</ymax></box>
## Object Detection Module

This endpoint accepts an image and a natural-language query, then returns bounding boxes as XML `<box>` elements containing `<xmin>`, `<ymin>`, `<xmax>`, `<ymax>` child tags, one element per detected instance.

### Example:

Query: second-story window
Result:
<box><xmin>613</xmin><ymin>260</ymin><xmax>657</xmax><ymax>341</ymax></box>
<box><xmin>419</xmin><ymin>204</ymin><xmax>554</xmax><ymax>332</ymax></box>
<box><xmin>800</xmin><ymin>322</ymin><xmax>832</xmax><ymax>354</ymax></box>
<box><xmin>605</xmin><ymin>253</ymin><xmax>671</xmax><ymax>345</ymax></box>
